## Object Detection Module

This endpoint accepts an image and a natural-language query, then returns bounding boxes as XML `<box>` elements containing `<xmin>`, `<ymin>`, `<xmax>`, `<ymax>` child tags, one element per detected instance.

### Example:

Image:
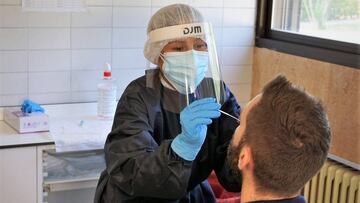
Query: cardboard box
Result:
<box><xmin>4</xmin><ymin>108</ymin><xmax>49</xmax><ymax>133</ymax></box>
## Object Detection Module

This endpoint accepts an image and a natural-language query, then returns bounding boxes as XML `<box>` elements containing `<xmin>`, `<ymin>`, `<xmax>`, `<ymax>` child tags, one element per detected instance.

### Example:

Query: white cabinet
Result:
<box><xmin>0</xmin><ymin>147</ymin><xmax>37</xmax><ymax>203</ymax></box>
<box><xmin>0</xmin><ymin>103</ymin><xmax>110</xmax><ymax>203</ymax></box>
<box><xmin>0</xmin><ymin>145</ymin><xmax>104</xmax><ymax>203</ymax></box>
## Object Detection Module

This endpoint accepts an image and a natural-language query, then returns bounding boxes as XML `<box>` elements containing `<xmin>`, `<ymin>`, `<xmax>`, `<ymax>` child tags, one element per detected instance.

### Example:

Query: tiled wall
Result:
<box><xmin>0</xmin><ymin>0</ymin><xmax>255</xmax><ymax>107</ymax></box>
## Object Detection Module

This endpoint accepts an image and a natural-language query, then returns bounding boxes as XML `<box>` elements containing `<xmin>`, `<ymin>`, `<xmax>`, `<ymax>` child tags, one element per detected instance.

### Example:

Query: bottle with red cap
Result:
<box><xmin>97</xmin><ymin>63</ymin><xmax>117</xmax><ymax>118</ymax></box>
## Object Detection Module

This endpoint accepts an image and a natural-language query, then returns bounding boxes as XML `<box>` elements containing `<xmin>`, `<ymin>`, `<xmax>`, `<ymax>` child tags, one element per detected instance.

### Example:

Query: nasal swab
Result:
<box><xmin>219</xmin><ymin>110</ymin><xmax>240</xmax><ymax>123</ymax></box>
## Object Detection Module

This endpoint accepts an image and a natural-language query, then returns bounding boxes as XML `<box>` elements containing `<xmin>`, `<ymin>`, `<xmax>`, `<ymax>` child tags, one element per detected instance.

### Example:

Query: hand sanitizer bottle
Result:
<box><xmin>97</xmin><ymin>63</ymin><xmax>117</xmax><ymax>118</ymax></box>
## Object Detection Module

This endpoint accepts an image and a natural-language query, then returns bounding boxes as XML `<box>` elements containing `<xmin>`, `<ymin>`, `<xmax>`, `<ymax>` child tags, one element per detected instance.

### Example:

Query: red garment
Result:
<box><xmin>208</xmin><ymin>171</ymin><xmax>241</xmax><ymax>203</ymax></box>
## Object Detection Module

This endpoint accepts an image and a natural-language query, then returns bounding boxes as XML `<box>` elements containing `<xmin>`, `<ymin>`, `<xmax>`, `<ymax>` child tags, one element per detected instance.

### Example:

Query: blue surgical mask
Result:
<box><xmin>161</xmin><ymin>50</ymin><xmax>209</xmax><ymax>94</ymax></box>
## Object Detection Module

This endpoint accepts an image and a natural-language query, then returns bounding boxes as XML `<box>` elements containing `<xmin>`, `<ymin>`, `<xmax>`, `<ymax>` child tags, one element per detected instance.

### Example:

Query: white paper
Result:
<box><xmin>22</xmin><ymin>0</ymin><xmax>86</xmax><ymax>12</ymax></box>
<box><xmin>50</xmin><ymin>115</ymin><xmax>112</xmax><ymax>152</ymax></box>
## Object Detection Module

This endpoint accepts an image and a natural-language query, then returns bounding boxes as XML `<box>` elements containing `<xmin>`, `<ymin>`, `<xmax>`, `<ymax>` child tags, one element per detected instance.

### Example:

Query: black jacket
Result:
<box><xmin>94</xmin><ymin>70</ymin><xmax>241</xmax><ymax>202</ymax></box>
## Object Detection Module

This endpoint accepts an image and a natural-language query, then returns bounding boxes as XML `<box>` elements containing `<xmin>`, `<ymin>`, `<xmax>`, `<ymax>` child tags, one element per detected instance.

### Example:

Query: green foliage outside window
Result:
<box><xmin>301</xmin><ymin>0</ymin><xmax>359</xmax><ymax>29</ymax></box>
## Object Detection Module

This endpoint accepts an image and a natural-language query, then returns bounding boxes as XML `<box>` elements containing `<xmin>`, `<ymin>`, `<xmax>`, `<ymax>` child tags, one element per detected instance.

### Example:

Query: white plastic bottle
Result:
<box><xmin>97</xmin><ymin>63</ymin><xmax>117</xmax><ymax>118</ymax></box>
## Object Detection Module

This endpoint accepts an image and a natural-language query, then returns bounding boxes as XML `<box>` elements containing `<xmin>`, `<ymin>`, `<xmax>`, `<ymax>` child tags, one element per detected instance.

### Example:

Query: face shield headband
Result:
<box><xmin>147</xmin><ymin>22</ymin><xmax>211</xmax><ymax>43</ymax></box>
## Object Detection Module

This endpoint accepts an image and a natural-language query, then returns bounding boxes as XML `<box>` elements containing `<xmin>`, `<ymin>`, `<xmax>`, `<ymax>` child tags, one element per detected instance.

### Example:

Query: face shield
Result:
<box><xmin>145</xmin><ymin>22</ymin><xmax>226</xmax><ymax>113</ymax></box>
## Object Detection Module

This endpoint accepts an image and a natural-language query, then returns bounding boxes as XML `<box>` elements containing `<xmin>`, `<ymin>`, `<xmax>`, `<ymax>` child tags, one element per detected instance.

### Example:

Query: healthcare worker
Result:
<box><xmin>94</xmin><ymin>4</ymin><xmax>242</xmax><ymax>203</ymax></box>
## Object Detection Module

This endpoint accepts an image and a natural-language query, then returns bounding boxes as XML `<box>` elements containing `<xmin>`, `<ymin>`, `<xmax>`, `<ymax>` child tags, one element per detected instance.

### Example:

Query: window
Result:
<box><xmin>256</xmin><ymin>0</ymin><xmax>360</xmax><ymax>69</ymax></box>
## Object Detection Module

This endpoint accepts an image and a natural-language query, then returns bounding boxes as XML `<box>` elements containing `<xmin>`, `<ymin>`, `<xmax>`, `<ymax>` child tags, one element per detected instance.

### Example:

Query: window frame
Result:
<box><xmin>256</xmin><ymin>0</ymin><xmax>360</xmax><ymax>69</ymax></box>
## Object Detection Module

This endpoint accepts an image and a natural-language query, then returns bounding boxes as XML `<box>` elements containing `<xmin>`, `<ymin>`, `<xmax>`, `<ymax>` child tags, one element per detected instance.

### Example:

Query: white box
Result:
<box><xmin>4</xmin><ymin>108</ymin><xmax>49</xmax><ymax>133</ymax></box>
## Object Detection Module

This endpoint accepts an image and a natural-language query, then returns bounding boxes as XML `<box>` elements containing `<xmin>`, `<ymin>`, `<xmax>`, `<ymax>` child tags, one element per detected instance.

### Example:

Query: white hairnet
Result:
<box><xmin>143</xmin><ymin>4</ymin><xmax>205</xmax><ymax>65</ymax></box>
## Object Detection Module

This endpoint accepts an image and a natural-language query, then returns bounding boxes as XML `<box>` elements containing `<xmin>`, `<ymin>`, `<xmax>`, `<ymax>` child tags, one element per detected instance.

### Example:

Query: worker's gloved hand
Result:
<box><xmin>21</xmin><ymin>99</ymin><xmax>45</xmax><ymax>113</ymax></box>
<box><xmin>171</xmin><ymin>98</ymin><xmax>221</xmax><ymax>161</ymax></box>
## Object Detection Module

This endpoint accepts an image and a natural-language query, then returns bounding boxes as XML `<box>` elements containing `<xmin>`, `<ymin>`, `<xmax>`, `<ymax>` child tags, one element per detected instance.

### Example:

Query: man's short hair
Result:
<box><xmin>244</xmin><ymin>75</ymin><xmax>331</xmax><ymax>196</ymax></box>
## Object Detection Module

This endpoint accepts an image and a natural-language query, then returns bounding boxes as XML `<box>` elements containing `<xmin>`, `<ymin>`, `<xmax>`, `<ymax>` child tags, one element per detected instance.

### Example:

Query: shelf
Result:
<box><xmin>44</xmin><ymin>177</ymin><xmax>99</xmax><ymax>192</ymax></box>
<box><xmin>43</xmin><ymin>149</ymin><xmax>105</xmax><ymax>193</ymax></box>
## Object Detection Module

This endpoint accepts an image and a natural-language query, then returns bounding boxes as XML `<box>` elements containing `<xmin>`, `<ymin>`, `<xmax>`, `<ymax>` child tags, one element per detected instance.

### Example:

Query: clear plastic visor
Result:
<box><xmin>146</xmin><ymin>22</ymin><xmax>226</xmax><ymax>113</ymax></box>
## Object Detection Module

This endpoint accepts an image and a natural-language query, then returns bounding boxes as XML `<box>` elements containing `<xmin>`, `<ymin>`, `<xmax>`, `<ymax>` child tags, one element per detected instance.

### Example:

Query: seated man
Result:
<box><xmin>227</xmin><ymin>75</ymin><xmax>331</xmax><ymax>203</ymax></box>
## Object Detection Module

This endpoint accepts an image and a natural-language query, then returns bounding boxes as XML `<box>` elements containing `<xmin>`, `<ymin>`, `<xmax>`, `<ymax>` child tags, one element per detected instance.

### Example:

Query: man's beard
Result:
<box><xmin>227</xmin><ymin>138</ymin><xmax>246</xmax><ymax>183</ymax></box>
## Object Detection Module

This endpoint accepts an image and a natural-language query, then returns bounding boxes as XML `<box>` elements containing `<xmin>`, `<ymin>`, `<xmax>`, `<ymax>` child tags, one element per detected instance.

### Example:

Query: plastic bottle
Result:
<box><xmin>97</xmin><ymin>63</ymin><xmax>117</xmax><ymax>118</ymax></box>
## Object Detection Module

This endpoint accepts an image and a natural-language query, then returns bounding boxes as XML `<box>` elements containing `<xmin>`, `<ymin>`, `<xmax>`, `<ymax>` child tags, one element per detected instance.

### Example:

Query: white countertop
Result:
<box><xmin>0</xmin><ymin>121</ymin><xmax>53</xmax><ymax>148</ymax></box>
<box><xmin>0</xmin><ymin>102</ymin><xmax>113</xmax><ymax>149</ymax></box>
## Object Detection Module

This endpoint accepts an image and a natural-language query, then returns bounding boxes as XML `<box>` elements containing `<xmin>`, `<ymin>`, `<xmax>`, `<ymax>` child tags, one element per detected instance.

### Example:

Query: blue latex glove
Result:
<box><xmin>171</xmin><ymin>98</ymin><xmax>221</xmax><ymax>161</ymax></box>
<box><xmin>21</xmin><ymin>99</ymin><xmax>45</xmax><ymax>113</ymax></box>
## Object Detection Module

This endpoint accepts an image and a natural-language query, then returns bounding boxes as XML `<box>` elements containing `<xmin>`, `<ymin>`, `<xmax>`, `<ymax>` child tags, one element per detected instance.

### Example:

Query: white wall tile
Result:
<box><xmin>72</xmin><ymin>49</ymin><xmax>111</xmax><ymax>70</ymax></box>
<box><xmin>86</xmin><ymin>0</ymin><xmax>112</xmax><ymax>6</ymax></box>
<box><xmin>112</xmin><ymin>69</ymin><xmax>145</xmax><ymax>89</ymax></box>
<box><xmin>197</xmin><ymin>8</ymin><xmax>223</xmax><ymax>27</ymax></box>
<box><xmin>213</xmin><ymin>27</ymin><xmax>223</xmax><ymax>47</ymax></box>
<box><xmin>221</xmin><ymin>65</ymin><xmax>252</xmax><ymax>84</ymax></box>
<box><xmin>112</xmin><ymin>49</ymin><xmax>147</xmax><ymax>69</ymax></box>
<box><xmin>224</xmin><ymin>0</ymin><xmax>256</xmax><ymax>8</ymax></box>
<box><xmin>151</xmin><ymin>0</ymin><xmax>190</xmax><ymax>7</ymax></box>
<box><xmin>113</xmin><ymin>7</ymin><xmax>150</xmax><ymax>27</ymax></box>
<box><xmin>150</xmin><ymin>7</ymin><xmax>223</xmax><ymax>27</ymax></box>
<box><xmin>228</xmin><ymin>83</ymin><xmax>251</xmax><ymax>103</ymax></box>
<box><xmin>116</xmin><ymin>88</ymin><xmax>125</xmax><ymax>99</ymax></box>
<box><xmin>0</xmin><ymin>0</ymin><xmax>256</xmax><ymax>106</ymax></box>
<box><xmin>0</xmin><ymin>51</ymin><xmax>27</xmax><ymax>72</ymax></box>
<box><xmin>222</xmin><ymin>27</ymin><xmax>255</xmax><ymax>46</ymax></box>
<box><xmin>28</xmin><ymin>12</ymin><xmax>70</xmax><ymax>27</ymax></box>
<box><xmin>191</xmin><ymin>0</ymin><xmax>223</xmax><ymax>8</ymax></box>
<box><xmin>71</xmin><ymin>7</ymin><xmax>112</xmax><ymax>27</ymax></box>
<box><xmin>71</xmin><ymin>70</ymin><xmax>100</xmax><ymax>91</ymax></box>
<box><xmin>113</xmin><ymin>0</ymin><xmax>150</xmax><ymax>7</ymax></box>
<box><xmin>71</xmin><ymin>91</ymin><xmax>97</xmax><ymax>102</ymax></box>
<box><xmin>1</xmin><ymin>94</ymin><xmax>27</xmax><ymax>106</ymax></box>
<box><xmin>221</xmin><ymin>47</ymin><xmax>253</xmax><ymax>66</ymax></box>
<box><xmin>29</xmin><ymin>28</ymin><xmax>70</xmax><ymax>49</ymax></box>
<box><xmin>0</xmin><ymin>0</ymin><xmax>21</xmax><ymax>5</ymax></box>
<box><xmin>29</xmin><ymin>92</ymin><xmax>72</xmax><ymax>104</ymax></box>
<box><xmin>0</xmin><ymin>73</ymin><xmax>27</xmax><ymax>94</ymax></box>
<box><xmin>0</xmin><ymin>6</ymin><xmax>27</xmax><ymax>27</ymax></box>
<box><xmin>223</xmin><ymin>8</ymin><xmax>256</xmax><ymax>27</ymax></box>
<box><xmin>150</xmin><ymin>6</ymin><xmax>161</xmax><ymax>15</ymax></box>
<box><xmin>113</xmin><ymin>28</ymin><xmax>147</xmax><ymax>48</ymax></box>
<box><xmin>29</xmin><ymin>72</ymin><xmax>71</xmax><ymax>93</ymax></box>
<box><xmin>29</xmin><ymin>50</ymin><xmax>71</xmax><ymax>72</ymax></box>
<box><xmin>71</xmin><ymin>28</ymin><xmax>112</xmax><ymax>48</ymax></box>
<box><xmin>217</xmin><ymin>48</ymin><xmax>223</xmax><ymax>65</ymax></box>
<box><xmin>0</xmin><ymin>29</ymin><xmax>27</xmax><ymax>50</ymax></box>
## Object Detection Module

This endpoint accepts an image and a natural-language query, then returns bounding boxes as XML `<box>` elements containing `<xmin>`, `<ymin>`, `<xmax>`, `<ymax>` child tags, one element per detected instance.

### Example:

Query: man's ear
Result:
<box><xmin>238</xmin><ymin>145</ymin><xmax>253</xmax><ymax>170</ymax></box>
